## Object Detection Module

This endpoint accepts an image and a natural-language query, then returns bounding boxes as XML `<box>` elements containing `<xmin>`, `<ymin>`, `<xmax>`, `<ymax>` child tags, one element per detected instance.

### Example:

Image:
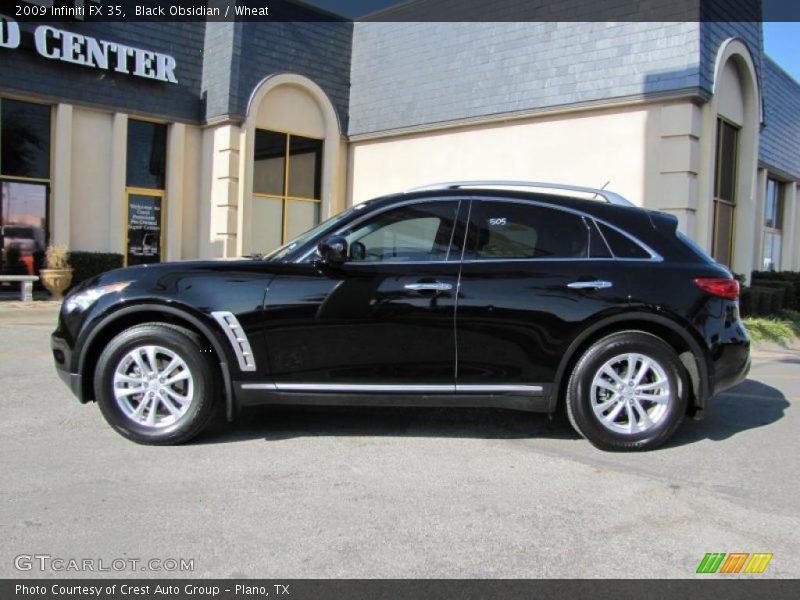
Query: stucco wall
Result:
<box><xmin>349</xmin><ymin>104</ymin><xmax>651</xmax><ymax>206</ymax></box>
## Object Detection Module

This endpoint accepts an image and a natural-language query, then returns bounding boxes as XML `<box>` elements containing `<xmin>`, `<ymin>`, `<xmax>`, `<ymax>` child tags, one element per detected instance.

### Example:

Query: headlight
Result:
<box><xmin>64</xmin><ymin>282</ymin><xmax>132</xmax><ymax>313</ymax></box>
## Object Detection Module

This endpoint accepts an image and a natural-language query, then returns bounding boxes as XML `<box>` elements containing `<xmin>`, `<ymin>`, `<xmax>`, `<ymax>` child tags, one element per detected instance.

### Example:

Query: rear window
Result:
<box><xmin>597</xmin><ymin>223</ymin><xmax>651</xmax><ymax>259</ymax></box>
<box><xmin>465</xmin><ymin>202</ymin><xmax>591</xmax><ymax>259</ymax></box>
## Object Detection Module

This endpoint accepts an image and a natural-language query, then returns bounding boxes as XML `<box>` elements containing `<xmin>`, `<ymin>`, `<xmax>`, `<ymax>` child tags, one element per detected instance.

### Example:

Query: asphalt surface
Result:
<box><xmin>1</xmin><ymin>303</ymin><xmax>798</xmax><ymax>578</ymax></box>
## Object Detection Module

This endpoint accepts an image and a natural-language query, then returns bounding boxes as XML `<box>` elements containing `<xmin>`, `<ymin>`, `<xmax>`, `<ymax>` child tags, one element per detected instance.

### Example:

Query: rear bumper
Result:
<box><xmin>51</xmin><ymin>333</ymin><xmax>84</xmax><ymax>402</ymax></box>
<box><xmin>711</xmin><ymin>339</ymin><xmax>751</xmax><ymax>397</ymax></box>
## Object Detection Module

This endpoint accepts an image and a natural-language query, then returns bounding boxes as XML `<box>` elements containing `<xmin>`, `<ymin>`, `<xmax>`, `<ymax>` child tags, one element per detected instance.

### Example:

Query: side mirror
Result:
<box><xmin>317</xmin><ymin>235</ymin><xmax>348</xmax><ymax>266</ymax></box>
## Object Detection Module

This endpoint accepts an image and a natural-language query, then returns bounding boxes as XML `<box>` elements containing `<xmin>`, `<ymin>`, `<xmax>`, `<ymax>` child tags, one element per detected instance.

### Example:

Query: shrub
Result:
<box><xmin>749</xmin><ymin>280</ymin><xmax>797</xmax><ymax>310</ymax></box>
<box><xmin>752</xmin><ymin>271</ymin><xmax>800</xmax><ymax>309</ymax></box>
<box><xmin>68</xmin><ymin>252</ymin><xmax>124</xmax><ymax>290</ymax></box>
<box><xmin>740</xmin><ymin>286</ymin><xmax>785</xmax><ymax>317</ymax></box>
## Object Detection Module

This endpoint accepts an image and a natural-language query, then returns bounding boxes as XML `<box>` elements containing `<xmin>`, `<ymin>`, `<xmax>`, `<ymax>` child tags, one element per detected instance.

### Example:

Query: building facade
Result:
<box><xmin>1</xmin><ymin>5</ymin><xmax>798</xmax><ymax>280</ymax></box>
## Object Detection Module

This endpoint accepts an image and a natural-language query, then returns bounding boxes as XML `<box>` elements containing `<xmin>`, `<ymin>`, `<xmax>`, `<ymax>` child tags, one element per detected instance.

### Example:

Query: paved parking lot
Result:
<box><xmin>1</xmin><ymin>304</ymin><xmax>798</xmax><ymax>578</ymax></box>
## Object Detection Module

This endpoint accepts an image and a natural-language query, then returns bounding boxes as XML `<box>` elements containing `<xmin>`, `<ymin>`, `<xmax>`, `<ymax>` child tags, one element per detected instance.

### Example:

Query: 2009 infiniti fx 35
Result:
<box><xmin>52</xmin><ymin>181</ymin><xmax>750</xmax><ymax>451</ymax></box>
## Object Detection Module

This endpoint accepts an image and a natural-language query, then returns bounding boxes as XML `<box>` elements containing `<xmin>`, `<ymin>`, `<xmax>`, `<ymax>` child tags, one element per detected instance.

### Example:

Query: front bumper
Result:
<box><xmin>51</xmin><ymin>333</ymin><xmax>84</xmax><ymax>402</ymax></box>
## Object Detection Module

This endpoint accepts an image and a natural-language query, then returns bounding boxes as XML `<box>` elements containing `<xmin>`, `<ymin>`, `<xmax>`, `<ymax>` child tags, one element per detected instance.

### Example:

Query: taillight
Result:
<box><xmin>693</xmin><ymin>277</ymin><xmax>740</xmax><ymax>300</ymax></box>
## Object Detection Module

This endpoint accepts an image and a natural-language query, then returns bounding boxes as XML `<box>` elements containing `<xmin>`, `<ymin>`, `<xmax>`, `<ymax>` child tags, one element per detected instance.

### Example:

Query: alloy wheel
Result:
<box><xmin>112</xmin><ymin>345</ymin><xmax>194</xmax><ymax>429</ymax></box>
<box><xmin>589</xmin><ymin>352</ymin><xmax>671</xmax><ymax>435</ymax></box>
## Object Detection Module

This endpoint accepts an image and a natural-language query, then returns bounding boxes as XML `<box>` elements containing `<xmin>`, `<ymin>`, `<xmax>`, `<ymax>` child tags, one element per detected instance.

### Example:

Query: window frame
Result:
<box><xmin>126</xmin><ymin>117</ymin><xmax>168</xmax><ymax>191</ymax></box>
<box><xmin>762</xmin><ymin>177</ymin><xmax>785</xmax><ymax>271</ymax></box>
<box><xmin>252</xmin><ymin>127</ymin><xmax>324</xmax><ymax>248</ymax></box>
<box><xmin>124</xmin><ymin>117</ymin><xmax>169</xmax><ymax>266</ymax></box>
<box><xmin>461</xmin><ymin>198</ymin><xmax>660</xmax><ymax>264</ymax></box>
<box><xmin>0</xmin><ymin>98</ymin><xmax>53</xmax><ymax>274</ymax></box>
<box><xmin>341</xmin><ymin>200</ymin><xmax>461</xmax><ymax>264</ymax></box>
<box><xmin>712</xmin><ymin>116</ymin><xmax>740</xmax><ymax>267</ymax></box>
<box><xmin>295</xmin><ymin>196</ymin><xmax>661</xmax><ymax>265</ymax></box>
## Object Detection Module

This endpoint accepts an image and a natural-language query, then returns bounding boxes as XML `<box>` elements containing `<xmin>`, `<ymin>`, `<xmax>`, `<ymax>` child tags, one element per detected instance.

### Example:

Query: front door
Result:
<box><xmin>261</xmin><ymin>199</ymin><xmax>464</xmax><ymax>388</ymax></box>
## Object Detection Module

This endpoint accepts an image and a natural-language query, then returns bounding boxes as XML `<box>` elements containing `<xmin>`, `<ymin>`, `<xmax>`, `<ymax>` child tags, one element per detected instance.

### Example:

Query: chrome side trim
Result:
<box><xmin>404</xmin><ymin>282</ymin><xmax>453</xmax><ymax>291</ymax></box>
<box><xmin>456</xmin><ymin>384</ymin><xmax>544</xmax><ymax>394</ymax></box>
<box><xmin>239</xmin><ymin>383</ymin><xmax>544</xmax><ymax>394</ymax></box>
<box><xmin>277</xmin><ymin>383</ymin><xmax>456</xmax><ymax>392</ymax></box>
<box><xmin>241</xmin><ymin>383</ymin><xmax>278</xmax><ymax>390</ymax></box>
<box><xmin>567</xmin><ymin>280</ymin><xmax>614</xmax><ymax>290</ymax></box>
<box><xmin>211</xmin><ymin>311</ymin><xmax>256</xmax><ymax>372</ymax></box>
<box><xmin>408</xmin><ymin>180</ymin><xmax>635</xmax><ymax>207</ymax></box>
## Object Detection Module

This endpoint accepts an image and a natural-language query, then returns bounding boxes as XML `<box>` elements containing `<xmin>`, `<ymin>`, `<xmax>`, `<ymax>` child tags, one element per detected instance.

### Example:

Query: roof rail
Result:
<box><xmin>407</xmin><ymin>180</ymin><xmax>635</xmax><ymax>207</ymax></box>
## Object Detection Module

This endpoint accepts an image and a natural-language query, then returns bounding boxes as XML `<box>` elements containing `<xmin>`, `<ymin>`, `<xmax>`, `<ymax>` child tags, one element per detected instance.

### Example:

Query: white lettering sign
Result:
<box><xmin>0</xmin><ymin>14</ymin><xmax>21</xmax><ymax>49</ymax></box>
<box><xmin>2</xmin><ymin>15</ymin><xmax>177</xmax><ymax>84</ymax></box>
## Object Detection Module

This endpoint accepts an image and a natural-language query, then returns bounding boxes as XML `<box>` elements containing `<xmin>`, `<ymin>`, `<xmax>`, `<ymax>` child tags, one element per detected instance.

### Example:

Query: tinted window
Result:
<box><xmin>253</xmin><ymin>130</ymin><xmax>286</xmax><ymax>196</ymax></box>
<box><xmin>465</xmin><ymin>202</ymin><xmax>590</xmax><ymax>259</ymax></box>
<box><xmin>597</xmin><ymin>223</ymin><xmax>651</xmax><ymax>259</ymax></box>
<box><xmin>714</xmin><ymin>119</ymin><xmax>738</xmax><ymax>203</ymax></box>
<box><xmin>343</xmin><ymin>201</ymin><xmax>458</xmax><ymax>263</ymax></box>
<box><xmin>126</xmin><ymin>119</ymin><xmax>167</xmax><ymax>189</ymax></box>
<box><xmin>1</xmin><ymin>99</ymin><xmax>51</xmax><ymax>179</ymax></box>
<box><xmin>288</xmin><ymin>135</ymin><xmax>322</xmax><ymax>199</ymax></box>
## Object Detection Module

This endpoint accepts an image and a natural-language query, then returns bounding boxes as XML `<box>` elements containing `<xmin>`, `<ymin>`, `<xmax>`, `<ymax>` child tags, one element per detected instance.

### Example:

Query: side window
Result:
<box><xmin>465</xmin><ymin>201</ymin><xmax>591</xmax><ymax>259</ymax></box>
<box><xmin>343</xmin><ymin>201</ymin><xmax>459</xmax><ymax>263</ymax></box>
<box><xmin>596</xmin><ymin>223</ymin><xmax>651</xmax><ymax>259</ymax></box>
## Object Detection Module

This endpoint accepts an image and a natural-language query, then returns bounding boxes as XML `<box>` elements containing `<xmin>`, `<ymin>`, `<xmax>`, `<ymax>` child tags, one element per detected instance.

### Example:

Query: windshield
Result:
<box><xmin>263</xmin><ymin>203</ymin><xmax>369</xmax><ymax>262</ymax></box>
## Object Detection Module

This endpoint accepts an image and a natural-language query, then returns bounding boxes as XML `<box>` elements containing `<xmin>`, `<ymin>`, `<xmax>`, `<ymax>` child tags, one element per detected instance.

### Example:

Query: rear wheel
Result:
<box><xmin>94</xmin><ymin>323</ymin><xmax>219</xmax><ymax>445</ymax></box>
<box><xmin>565</xmin><ymin>331</ymin><xmax>688</xmax><ymax>451</ymax></box>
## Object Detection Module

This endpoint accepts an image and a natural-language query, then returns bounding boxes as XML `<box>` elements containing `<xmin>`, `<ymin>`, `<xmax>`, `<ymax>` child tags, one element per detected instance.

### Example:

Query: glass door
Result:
<box><xmin>0</xmin><ymin>179</ymin><xmax>49</xmax><ymax>276</ymax></box>
<box><xmin>125</xmin><ymin>189</ymin><xmax>165</xmax><ymax>266</ymax></box>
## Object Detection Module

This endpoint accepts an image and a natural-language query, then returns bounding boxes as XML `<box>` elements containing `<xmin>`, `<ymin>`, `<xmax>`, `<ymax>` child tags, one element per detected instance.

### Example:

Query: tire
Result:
<box><xmin>94</xmin><ymin>323</ymin><xmax>219</xmax><ymax>445</ymax></box>
<box><xmin>565</xmin><ymin>330</ymin><xmax>688</xmax><ymax>451</ymax></box>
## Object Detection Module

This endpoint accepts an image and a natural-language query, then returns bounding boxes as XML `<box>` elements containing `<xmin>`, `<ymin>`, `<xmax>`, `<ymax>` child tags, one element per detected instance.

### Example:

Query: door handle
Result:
<box><xmin>567</xmin><ymin>280</ymin><xmax>613</xmax><ymax>290</ymax></box>
<box><xmin>404</xmin><ymin>282</ymin><xmax>453</xmax><ymax>292</ymax></box>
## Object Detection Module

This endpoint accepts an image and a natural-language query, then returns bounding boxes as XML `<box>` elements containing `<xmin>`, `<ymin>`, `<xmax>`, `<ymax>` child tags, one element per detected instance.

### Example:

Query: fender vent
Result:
<box><xmin>211</xmin><ymin>311</ymin><xmax>257</xmax><ymax>372</ymax></box>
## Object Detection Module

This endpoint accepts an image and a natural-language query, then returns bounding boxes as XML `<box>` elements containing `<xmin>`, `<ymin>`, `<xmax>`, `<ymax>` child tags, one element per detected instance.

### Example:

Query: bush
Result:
<box><xmin>740</xmin><ymin>286</ymin><xmax>785</xmax><ymax>317</ymax></box>
<box><xmin>749</xmin><ymin>280</ymin><xmax>797</xmax><ymax>310</ymax></box>
<box><xmin>68</xmin><ymin>252</ymin><xmax>124</xmax><ymax>290</ymax></box>
<box><xmin>752</xmin><ymin>271</ymin><xmax>800</xmax><ymax>309</ymax></box>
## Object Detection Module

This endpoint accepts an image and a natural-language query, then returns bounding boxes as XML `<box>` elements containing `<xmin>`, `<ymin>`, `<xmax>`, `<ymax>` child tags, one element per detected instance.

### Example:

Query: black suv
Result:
<box><xmin>51</xmin><ymin>181</ymin><xmax>750</xmax><ymax>450</ymax></box>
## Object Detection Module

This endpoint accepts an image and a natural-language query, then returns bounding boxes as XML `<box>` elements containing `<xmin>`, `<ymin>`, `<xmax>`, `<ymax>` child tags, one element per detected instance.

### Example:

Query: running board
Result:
<box><xmin>234</xmin><ymin>383</ymin><xmax>552</xmax><ymax>413</ymax></box>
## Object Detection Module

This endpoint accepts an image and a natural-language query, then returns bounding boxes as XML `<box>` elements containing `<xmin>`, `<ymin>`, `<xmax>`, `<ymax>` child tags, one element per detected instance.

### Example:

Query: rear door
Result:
<box><xmin>455</xmin><ymin>199</ymin><xmax>630</xmax><ymax>394</ymax></box>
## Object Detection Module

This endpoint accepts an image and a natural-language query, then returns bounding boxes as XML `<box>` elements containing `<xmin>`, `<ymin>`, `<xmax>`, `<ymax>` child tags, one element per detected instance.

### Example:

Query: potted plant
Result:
<box><xmin>40</xmin><ymin>244</ymin><xmax>73</xmax><ymax>300</ymax></box>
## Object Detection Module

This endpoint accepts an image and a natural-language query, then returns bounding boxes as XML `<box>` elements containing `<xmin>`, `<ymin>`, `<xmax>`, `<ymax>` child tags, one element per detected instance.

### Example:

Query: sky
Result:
<box><xmin>763</xmin><ymin>22</ymin><xmax>800</xmax><ymax>82</ymax></box>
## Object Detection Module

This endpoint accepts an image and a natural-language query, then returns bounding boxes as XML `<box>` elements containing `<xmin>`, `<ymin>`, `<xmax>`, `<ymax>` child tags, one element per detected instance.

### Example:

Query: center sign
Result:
<box><xmin>0</xmin><ymin>15</ymin><xmax>178</xmax><ymax>84</ymax></box>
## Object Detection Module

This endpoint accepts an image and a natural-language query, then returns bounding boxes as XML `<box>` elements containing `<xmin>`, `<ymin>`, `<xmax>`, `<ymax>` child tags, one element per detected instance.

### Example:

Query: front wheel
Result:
<box><xmin>94</xmin><ymin>323</ymin><xmax>219</xmax><ymax>445</ymax></box>
<box><xmin>565</xmin><ymin>331</ymin><xmax>688</xmax><ymax>451</ymax></box>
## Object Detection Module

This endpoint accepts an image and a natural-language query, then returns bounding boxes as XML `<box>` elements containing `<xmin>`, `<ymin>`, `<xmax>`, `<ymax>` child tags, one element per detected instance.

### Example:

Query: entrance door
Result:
<box><xmin>0</xmin><ymin>180</ymin><xmax>48</xmax><ymax>276</ymax></box>
<box><xmin>126</xmin><ymin>189</ymin><xmax>165</xmax><ymax>266</ymax></box>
